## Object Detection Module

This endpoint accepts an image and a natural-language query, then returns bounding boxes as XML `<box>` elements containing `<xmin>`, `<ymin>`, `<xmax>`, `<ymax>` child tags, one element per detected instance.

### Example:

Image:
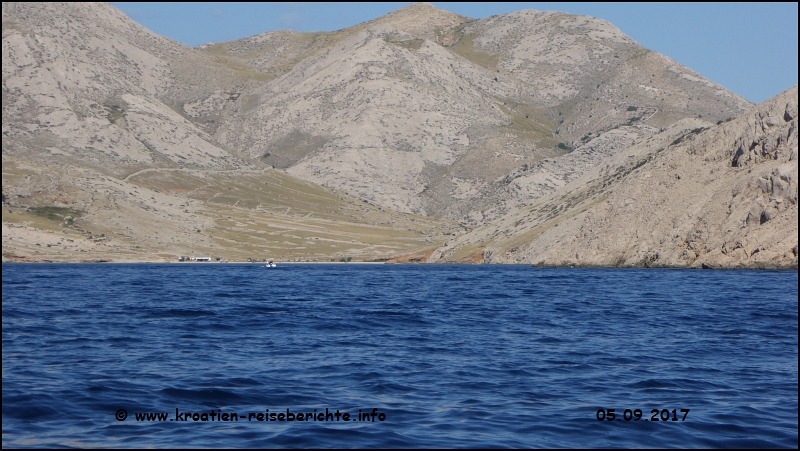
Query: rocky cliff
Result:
<box><xmin>431</xmin><ymin>86</ymin><xmax>798</xmax><ymax>269</ymax></box>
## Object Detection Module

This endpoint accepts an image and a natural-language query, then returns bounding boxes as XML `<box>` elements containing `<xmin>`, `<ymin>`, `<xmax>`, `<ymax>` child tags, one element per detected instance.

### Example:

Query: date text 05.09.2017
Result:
<box><xmin>596</xmin><ymin>408</ymin><xmax>690</xmax><ymax>422</ymax></box>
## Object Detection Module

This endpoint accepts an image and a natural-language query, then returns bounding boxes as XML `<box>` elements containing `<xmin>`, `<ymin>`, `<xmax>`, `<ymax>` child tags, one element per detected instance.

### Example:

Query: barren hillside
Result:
<box><xmin>431</xmin><ymin>86</ymin><xmax>798</xmax><ymax>269</ymax></box>
<box><xmin>202</xmin><ymin>3</ymin><xmax>751</xmax><ymax>221</ymax></box>
<box><xmin>3</xmin><ymin>2</ymin><xmax>774</xmax><ymax>264</ymax></box>
<box><xmin>1</xmin><ymin>2</ymin><xmax>460</xmax><ymax>262</ymax></box>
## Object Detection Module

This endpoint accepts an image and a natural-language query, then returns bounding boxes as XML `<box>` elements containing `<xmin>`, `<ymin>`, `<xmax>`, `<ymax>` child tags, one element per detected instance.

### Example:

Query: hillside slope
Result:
<box><xmin>200</xmin><ymin>3</ymin><xmax>751</xmax><ymax>221</ymax></box>
<box><xmin>1</xmin><ymin>2</ymin><xmax>263</xmax><ymax>176</ymax></box>
<box><xmin>1</xmin><ymin>2</ymin><xmax>460</xmax><ymax>262</ymax></box>
<box><xmin>431</xmin><ymin>86</ymin><xmax>798</xmax><ymax>269</ymax></box>
<box><xmin>3</xmin><ymin>2</ymin><xmax>768</xmax><ymax>264</ymax></box>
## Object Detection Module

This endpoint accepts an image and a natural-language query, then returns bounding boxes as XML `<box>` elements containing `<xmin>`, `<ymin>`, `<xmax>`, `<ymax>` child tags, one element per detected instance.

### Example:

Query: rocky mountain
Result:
<box><xmin>4</xmin><ymin>2</ymin><xmax>787</xmax><ymax>266</ymax></box>
<box><xmin>430</xmin><ymin>86</ymin><xmax>798</xmax><ymax>269</ymax></box>
<box><xmin>186</xmin><ymin>3</ymin><xmax>752</xmax><ymax>220</ymax></box>
<box><xmin>1</xmin><ymin>2</ymin><xmax>460</xmax><ymax>262</ymax></box>
<box><xmin>2</xmin><ymin>2</ymin><xmax>264</xmax><ymax>177</ymax></box>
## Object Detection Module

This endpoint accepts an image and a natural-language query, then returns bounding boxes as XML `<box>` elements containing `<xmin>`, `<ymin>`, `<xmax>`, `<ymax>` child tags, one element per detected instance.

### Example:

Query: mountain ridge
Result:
<box><xmin>430</xmin><ymin>86</ymin><xmax>797</xmax><ymax>268</ymax></box>
<box><xmin>200</xmin><ymin>3</ymin><xmax>750</xmax><ymax>219</ymax></box>
<box><xmin>4</xmin><ymin>2</ymin><xmax>790</xmax><ymax>267</ymax></box>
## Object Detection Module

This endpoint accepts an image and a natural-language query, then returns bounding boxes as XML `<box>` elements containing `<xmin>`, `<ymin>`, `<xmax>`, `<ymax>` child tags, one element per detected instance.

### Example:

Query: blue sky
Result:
<box><xmin>111</xmin><ymin>2</ymin><xmax>798</xmax><ymax>104</ymax></box>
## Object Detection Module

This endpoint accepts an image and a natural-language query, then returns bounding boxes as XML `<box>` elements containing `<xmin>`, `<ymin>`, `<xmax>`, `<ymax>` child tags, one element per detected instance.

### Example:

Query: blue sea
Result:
<box><xmin>2</xmin><ymin>264</ymin><xmax>798</xmax><ymax>448</ymax></box>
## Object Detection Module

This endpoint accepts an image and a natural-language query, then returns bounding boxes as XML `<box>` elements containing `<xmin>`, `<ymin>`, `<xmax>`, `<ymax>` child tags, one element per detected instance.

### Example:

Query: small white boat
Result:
<box><xmin>265</xmin><ymin>260</ymin><xmax>276</xmax><ymax>268</ymax></box>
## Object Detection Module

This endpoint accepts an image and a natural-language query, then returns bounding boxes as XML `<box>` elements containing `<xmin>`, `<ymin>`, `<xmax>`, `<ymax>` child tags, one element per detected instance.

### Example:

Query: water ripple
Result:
<box><xmin>2</xmin><ymin>264</ymin><xmax>797</xmax><ymax>448</ymax></box>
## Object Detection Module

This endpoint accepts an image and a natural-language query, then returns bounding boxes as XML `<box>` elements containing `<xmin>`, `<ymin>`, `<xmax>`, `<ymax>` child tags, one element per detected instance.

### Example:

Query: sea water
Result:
<box><xmin>2</xmin><ymin>264</ymin><xmax>797</xmax><ymax>448</ymax></box>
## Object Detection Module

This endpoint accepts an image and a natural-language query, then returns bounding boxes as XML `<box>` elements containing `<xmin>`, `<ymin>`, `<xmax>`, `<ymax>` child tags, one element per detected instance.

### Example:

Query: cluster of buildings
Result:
<box><xmin>177</xmin><ymin>256</ymin><xmax>214</xmax><ymax>262</ymax></box>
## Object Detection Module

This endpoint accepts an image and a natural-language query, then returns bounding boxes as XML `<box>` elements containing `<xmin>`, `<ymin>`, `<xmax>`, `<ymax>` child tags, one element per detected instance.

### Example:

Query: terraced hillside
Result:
<box><xmin>2</xmin><ymin>160</ymin><xmax>460</xmax><ymax>262</ymax></box>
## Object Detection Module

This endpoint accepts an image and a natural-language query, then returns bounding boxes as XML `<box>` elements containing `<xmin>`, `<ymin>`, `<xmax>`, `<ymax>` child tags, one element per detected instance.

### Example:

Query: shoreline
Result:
<box><xmin>2</xmin><ymin>259</ymin><xmax>797</xmax><ymax>270</ymax></box>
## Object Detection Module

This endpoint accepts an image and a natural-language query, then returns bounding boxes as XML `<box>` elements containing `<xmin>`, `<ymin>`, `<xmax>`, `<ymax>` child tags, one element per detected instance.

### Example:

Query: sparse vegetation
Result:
<box><xmin>104</xmin><ymin>102</ymin><xmax>127</xmax><ymax>124</ymax></box>
<box><xmin>384</xmin><ymin>36</ymin><xmax>424</xmax><ymax>51</ymax></box>
<box><xmin>446</xmin><ymin>24</ymin><xmax>499</xmax><ymax>70</ymax></box>
<box><xmin>670</xmin><ymin>127</ymin><xmax>707</xmax><ymax>146</ymax></box>
<box><xmin>259</xmin><ymin>131</ymin><xmax>329</xmax><ymax>169</ymax></box>
<box><xmin>29</xmin><ymin>206</ymin><xmax>83</xmax><ymax>223</ymax></box>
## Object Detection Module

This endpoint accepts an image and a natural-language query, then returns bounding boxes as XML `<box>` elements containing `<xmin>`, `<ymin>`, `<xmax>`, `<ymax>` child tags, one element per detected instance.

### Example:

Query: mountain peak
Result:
<box><xmin>395</xmin><ymin>2</ymin><xmax>439</xmax><ymax>12</ymax></box>
<box><xmin>366</xmin><ymin>2</ymin><xmax>468</xmax><ymax>40</ymax></box>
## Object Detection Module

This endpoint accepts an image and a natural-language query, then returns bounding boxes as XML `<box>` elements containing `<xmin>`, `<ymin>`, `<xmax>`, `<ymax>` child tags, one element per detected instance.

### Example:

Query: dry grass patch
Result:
<box><xmin>446</xmin><ymin>26</ymin><xmax>499</xmax><ymax>70</ymax></box>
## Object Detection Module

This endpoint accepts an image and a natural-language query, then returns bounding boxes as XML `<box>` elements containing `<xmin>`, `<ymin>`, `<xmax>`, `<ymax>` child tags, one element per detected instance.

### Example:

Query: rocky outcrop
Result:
<box><xmin>431</xmin><ymin>87</ymin><xmax>798</xmax><ymax>269</ymax></box>
<box><xmin>731</xmin><ymin>94</ymin><xmax>797</xmax><ymax>167</ymax></box>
